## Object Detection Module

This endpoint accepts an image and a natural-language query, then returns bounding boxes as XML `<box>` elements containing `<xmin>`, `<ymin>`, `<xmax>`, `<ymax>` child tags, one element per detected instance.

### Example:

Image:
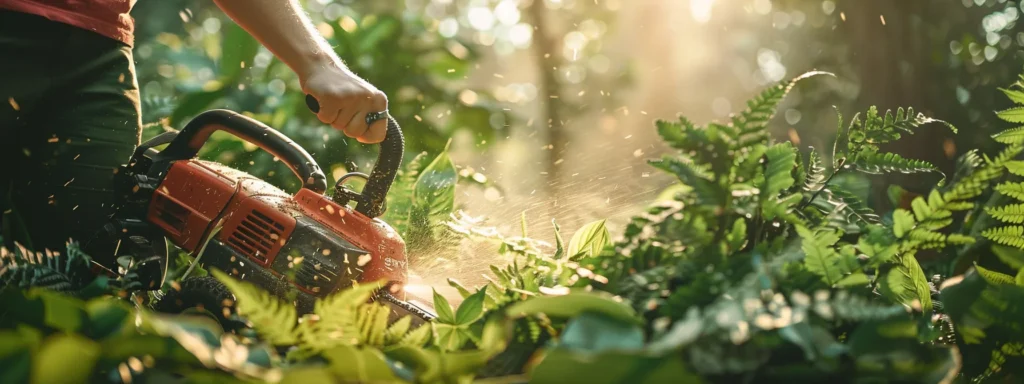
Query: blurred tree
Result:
<box><xmin>408</xmin><ymin>0</ymin><xmax>630</xmax><ymax>199</ymax></box>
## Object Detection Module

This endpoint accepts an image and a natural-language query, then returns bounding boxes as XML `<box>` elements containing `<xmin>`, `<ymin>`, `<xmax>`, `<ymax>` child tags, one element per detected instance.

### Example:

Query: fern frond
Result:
<box><xmin>996</xmin><ymin>182</ymin><xmax>1024</xmax><ymax>201</ymax></box>
<box><xmin>212</xmin><ymin>269</ymin><xmax>298</xmax><ymax>345</ymax></box>
<box><xmin>987</xmin><ymin>204</ymin><xmax>1024</xmax><ymax>224</ymax></box>
<box><xmin>997</xmin><ymin>107</ymin><xmax>1024</xmax><ymax>124</ymax></box>
<box><xmin>992</xmin><ymin>126</ymin><xmax>1024</xmax><ymax>144</ymax></box>
<box><xmin>803</xmin><ymin>148</ymin><xmax>827</xmax><ymax>191</ymax></box>
<box><xmin>983</xmin><ymin>226</ymin><xmax>1024</xmax><ymax>249</ymax></box>
<box><xmin>763</xmin><ymin>143</ymin><xmax>798</xmax><ymax>197</ymax></box>
<box><xmin>851</xmin><ymin>149</ymin><xmax>938</xmax><ymax>175</ymax></box>
<box><xmin>729</xmin><ymin>71</ymin><xmax>831</xmax><ymax>149</ymax></box>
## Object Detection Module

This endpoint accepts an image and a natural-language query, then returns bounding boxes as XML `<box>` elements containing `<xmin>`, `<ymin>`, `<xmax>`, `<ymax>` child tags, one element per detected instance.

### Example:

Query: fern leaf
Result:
<box><xmin>1001</xmin><ymin>87</ymin><xmax>1024</xmax><ymax>104</ymax></box>
<box><xmin>852</xmin><ymin>149</ymin><xmax>938</xmax><ymax>175</ymax></box>
<box><xmin>798</xmin><ymin>226</ymin><xmax>849</xmax><ymax>286</ymax></box>
<box><xmin>650</xmin><ymin>156</ymin><xmax>723</xmax><ymax>205</ymax></box>
<box><xmin>764</xmin><ymin>143</ymin><xmax>798</xmax><ymax>197</ymax></box>
<box><xmin>995</xmin><ymin>182</ymin><xmax>1024</xmax><ymax>201</ymax></box>
<box><xmin>385</xmin><ymin>316</ymin><xmax>413</xmax><ymax>345</ymax></box>
<box><xmin>357</xmin><ymin>303</ymin><xmax>391</xmax><ymax>346</ymax></box>
<box><xmin>984</xmin><ymin>226</ymin><xmax>1024</xmax><ymax>249</ymax></box>
<box><xmin>893</xmin><ymin>209</ymin><xmax>916</xmax><ymax>239</ymax></box>
<box><xmin>729</xmin><ymin>71</ymin><xmax>831</xmax><ymax>148</ymax></box>
<box><xmin>975</xmin><ymin>264</ymin><xmax>1017</xmax><ymax>286</ymax></box>
<box><xmin>992</xmin><ymin>127</ymin><xmax>1024</xmax><ymax>145</ymax></box>
<box><xmin>879</xmin><ymin>253</ymin><xmax>933</xmax><ymax>311</ymax></box>
<box><xmin>212</xmin><ymin>269</ymin><xmax>298</xmax><ymax>345</ymax></box>
<box><xmin>997</xmin><ymin>107</ymin><xmax>1024</xmax><ymax>123</ymax></box>
<box><xmin>397</xmin><ymin>323</ymin><xmax>432</xmax><ymax>347</ymax></box>
<box><xmin>987</xmin><ymin>204</ymin><xmax>1024</xmax><ymax>224</ymax></box>
<box><xmin>803</xmin><ymin>148</ymin><xmax>827</xmax><ymax>191</ymax></box>
<box><xmin>1005</xmin><ymin>161</ymin><xmax>1024</xmax><ymax>177</ymax></box>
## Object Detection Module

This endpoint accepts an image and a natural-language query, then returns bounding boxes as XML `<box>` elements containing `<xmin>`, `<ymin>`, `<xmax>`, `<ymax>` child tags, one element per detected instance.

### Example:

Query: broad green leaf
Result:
<box><xmin>567</xmin><ymin>219</ymin><xmax>612</xmax><ymax>259</ymax></box>
<box><xmin>0</xmin><ymin>329</ymin><xmax>37</xmax><ymax>384</ymax></box>
<box><xmin>559</xmin><ymin>312</ymin><xmax>644</xmax><ymax>352</ymax></box>
<box><xmin>454</xmin><ymin>287</ymin><xmax>487</xmax><ymax>326</ymax></box>
<box><xmin>1017</xmin><ymin>269</ymin><xmax>1024</xmax><ymax>286</ymax></box>
<box><xmin>975</xmin><ymin>264</ymin><xmax>1016</xmax><ymax>286</ymax></box>
<box><xmin>431</xmin><ymin>289</ymin><xmax>456</xmax><ymax>324</ymax></box>
<box><xmin>410</xmin><ymin>146</ymin><xmax>457</xmax><ymax>241</ymax></box>
<box><xmin>506</xmin><ymin>291</ymin><xmax>641</xmax><ymax>326</ymax></box>
<box><xmin>322</xmin><ymin>344</ymin><xmax>401</xmax><ymax>383</ymax></box>
<box><xmin>433</xmin><ymin>323</ymin><xmax>469</xmax><ymax>352</ymax></box>
<box><xmin>531</xmin><ymin>348</ymin><xmax>704</xmax><ymax>384</ymax></box>
<box><xmin>836</xmin><ymin>272</ymin><xmax>871</xmax><ymax>288</ymax></box>
<box><xmin>32</xmin><ymin>334</ymin><xmax>99</xmax><ymax>384</ymax></box>
<box><xmin>169</xmin><ymin>88</ymin><xmax>227</xmax><ymax>126</ymax></box>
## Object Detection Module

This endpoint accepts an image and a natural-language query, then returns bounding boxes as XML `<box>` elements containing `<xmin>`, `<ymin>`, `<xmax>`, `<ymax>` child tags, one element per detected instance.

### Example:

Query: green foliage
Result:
<box><xmin>14</xmin><ymin>69</ymin><xmax>1024</xmax><ymax>383</ymax></box>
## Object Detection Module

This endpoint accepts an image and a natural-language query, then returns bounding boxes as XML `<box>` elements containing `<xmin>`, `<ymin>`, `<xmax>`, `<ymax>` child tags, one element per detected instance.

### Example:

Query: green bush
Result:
<box><xmin>6</xmin><ymin>70</ymin><xmax>1024</xmax><ymax>383</ymax></box>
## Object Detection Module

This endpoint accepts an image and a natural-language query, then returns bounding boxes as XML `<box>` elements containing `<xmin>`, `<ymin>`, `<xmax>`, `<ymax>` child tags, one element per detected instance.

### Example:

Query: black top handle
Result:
<box><xmin>305</xmin><ymin>94</ymin><xmax>404</xmax><ymax>219</ymax></box>
<box><xmin>156</xmin><ymin>109</ymin><xmax>329</xmax><ymax>194</ymax></box>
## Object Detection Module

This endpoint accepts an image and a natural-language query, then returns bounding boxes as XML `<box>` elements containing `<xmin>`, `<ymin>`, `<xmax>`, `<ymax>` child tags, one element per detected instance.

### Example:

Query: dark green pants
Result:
<box><xmin>0</xmin><ymin>11</ymin><xmax>141</xmax><ymax>263</ymax></box>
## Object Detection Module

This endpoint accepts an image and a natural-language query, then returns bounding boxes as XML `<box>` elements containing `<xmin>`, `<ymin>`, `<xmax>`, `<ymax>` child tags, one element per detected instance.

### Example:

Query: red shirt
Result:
<box><xmin>0</xmin><ymin>0</ymin><xmax>136</xmax><ymax>46</ymax></box>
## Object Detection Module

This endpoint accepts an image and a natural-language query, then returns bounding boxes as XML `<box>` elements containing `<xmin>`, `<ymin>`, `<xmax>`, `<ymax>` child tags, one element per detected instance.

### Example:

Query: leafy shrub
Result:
<box><xmin>7</xmin><ymin>71</ymin><xmax>1024</xmax><ymax>383</ymax></box>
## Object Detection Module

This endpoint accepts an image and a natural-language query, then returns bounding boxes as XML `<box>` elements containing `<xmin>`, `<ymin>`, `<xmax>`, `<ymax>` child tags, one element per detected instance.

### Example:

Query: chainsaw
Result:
<box><xmin>94</xmin><ymin>99</ymin><xmax>436</xmax><ymax>326</ymax></box>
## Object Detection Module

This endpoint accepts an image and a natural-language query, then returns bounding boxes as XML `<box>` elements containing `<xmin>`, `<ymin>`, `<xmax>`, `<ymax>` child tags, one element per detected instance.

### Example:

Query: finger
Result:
<box><xmin>345</xmin><ymin>108</ymin><xmax>370</xmax><ymax>139</ymax></box>
<box><xmin>357</xmin><ymin>119</ymin><xmax>387</xmax><ymax>143</ymax></box>
<box><xmin>316</xmin><ymin>100</ymin><xmax>342</xmax><ymax>125</ymax></box>
<box><xmin>335</xmin><ymin>108</ymin><xmax>361</xmax><ymax>137</ymax></box>
<box><xmin>371</xmin><ymin>91</ymin><xmax>388</xmax><ymax>111</ymax></box>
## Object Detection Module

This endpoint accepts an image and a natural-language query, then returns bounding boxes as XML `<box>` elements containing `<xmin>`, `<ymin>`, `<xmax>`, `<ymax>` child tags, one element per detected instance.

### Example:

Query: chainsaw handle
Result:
<box><xmin>160</xmin><ymin>110</ymin><xmax>328</xmax><ymax>193</ymax></box>
<box><xmin>306</xmin><ymin>94</ymin><xmax>403</xmax><ymax>218</ymax></box>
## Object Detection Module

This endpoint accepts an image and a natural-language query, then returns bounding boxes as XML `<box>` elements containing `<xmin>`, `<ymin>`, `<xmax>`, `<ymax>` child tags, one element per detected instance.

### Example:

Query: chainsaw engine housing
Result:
<box><xmin>107</xmin><ymin>110</ymin><xmax>433</xmax><ymax>321</ymax></box>
<box><xmin>150</xmin><ymin>159</ymin><xmax>407</xmax><ymax>310</ymax></box>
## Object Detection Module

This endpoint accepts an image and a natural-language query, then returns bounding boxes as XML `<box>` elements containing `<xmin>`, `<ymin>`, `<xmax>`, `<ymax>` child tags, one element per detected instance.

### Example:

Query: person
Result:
<box><xmin>0</xmin><ymin>0</ymin><xmax>389</xmax><ymax>262</ymax></box>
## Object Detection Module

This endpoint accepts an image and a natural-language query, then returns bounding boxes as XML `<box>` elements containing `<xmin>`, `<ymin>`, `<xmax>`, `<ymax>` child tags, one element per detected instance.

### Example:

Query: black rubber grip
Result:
<box><xmin>158</xmin><ymin>110</ymin><xmax>328</xmax><ymax>194</ymax></box>
<box><xmin>305</xmin><ymin>94</ymin><xmax>403</xmax><ymax>218</ymax></box>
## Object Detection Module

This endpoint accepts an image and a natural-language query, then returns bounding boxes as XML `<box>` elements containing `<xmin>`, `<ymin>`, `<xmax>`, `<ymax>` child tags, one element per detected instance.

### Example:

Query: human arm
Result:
<box><xmin>212</xmin><ymin>0</ymin><xmax>387</xmax><ymax>143</ymax></box>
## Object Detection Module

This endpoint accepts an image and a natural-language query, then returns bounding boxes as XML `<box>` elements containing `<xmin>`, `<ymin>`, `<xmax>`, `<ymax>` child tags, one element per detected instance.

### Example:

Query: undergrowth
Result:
<box><xmin>4</xmin><ymin>71</ymin><xmax>1024</xmax><ymax>383</ymax></box>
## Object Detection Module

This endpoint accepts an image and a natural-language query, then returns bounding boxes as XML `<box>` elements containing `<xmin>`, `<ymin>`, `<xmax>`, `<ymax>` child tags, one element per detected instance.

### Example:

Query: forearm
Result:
<box><xmin>212</xmin><ymin>0</ymin><xmax>344</xmax><ymax>79</ymax></box>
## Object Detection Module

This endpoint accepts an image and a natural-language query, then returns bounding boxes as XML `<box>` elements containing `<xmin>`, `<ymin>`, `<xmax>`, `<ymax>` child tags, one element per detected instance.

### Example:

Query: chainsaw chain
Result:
<box><xmin>375</xmin><ymin>291</ymin><xmax>436</xmax><ymax>321</ymax></box>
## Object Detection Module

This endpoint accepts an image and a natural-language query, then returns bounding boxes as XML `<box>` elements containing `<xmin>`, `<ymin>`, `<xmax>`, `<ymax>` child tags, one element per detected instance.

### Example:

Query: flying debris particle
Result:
<box><xmin>240</xmin><ymin>61</ymin><xmax>246</xmax><ymax>68</ymax></box>
<box><xmin>414</xmin><ymin>115</ymin><xmax>422</xmax><ymax>121</ymax></box>
<box><xmin>578</xmin><ymin>90</ymin><xmax>586</xmax><ymax>96</ymax></box>
<box><xmin>880</xmin><ymin>15</ymin><xmax>886</xmax><ymax>25</ymax></box>
<box><xmin>47</xmin><ymin>136</ymin><xmax>59</xmax><ymax>143</ymax></box>
<box><xmin>641</xmin><ymin>111</ymin><xmax>648</xmax><ymax>115</ymax></box>
<box><xmin>554</xmin><ymin>158</ymin><xmax>564</xmax><ymax>165</ymax></box>
<box><xmin>840</xmin><ymin>12</ymin><xmax>846</xmax><ymax>21</ymax></box>
<box><xmin>64</xmin><ymin>178</ymin><xmax>74</xmax><ymax>187</ymax></box>
<box><xmin>322</xmin><ymin>249</ymin><xmax>331</xmax><ymax>256</ymax></box>
<box><xmin>624</xmin><ymin>135</ymin><xmax>633</xmax><ymax>139</ymax></box>
<box><xmin>494</xmin><ymin>73</ymin><xmax>504</xmax><ymax>78</ymax></box>
<box><xmin>357</xmin><ymin>254</ymin><xmax>372</xmax><ymax>267</ymax></box>
<box><xmin>642</xmin><ymin>172</ymin><xmax>650</xmax><ymax>178</ymax></box>
<box><xmin>8</xmin><ymin>97</ymin><xmax>19</xmax><ymax>111</ymax></box>
<box><xmin>447</xmin><ymin>69</ymin><xmax>455</xmax><ymax>73</ymax></box>
<box><xmin>325</xmin><ymin>204</ymin><xmax>336</xmax><ymax>215</ymax></box>
<box><xmin>633</xmin><ymin>149</ymin><xmax>644</xmax><ymax>157</ymax></box>
<box><xmin>118</xmin><ymin>73</ymin><xmax>125</xmax><ymax>83</ymax></box>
